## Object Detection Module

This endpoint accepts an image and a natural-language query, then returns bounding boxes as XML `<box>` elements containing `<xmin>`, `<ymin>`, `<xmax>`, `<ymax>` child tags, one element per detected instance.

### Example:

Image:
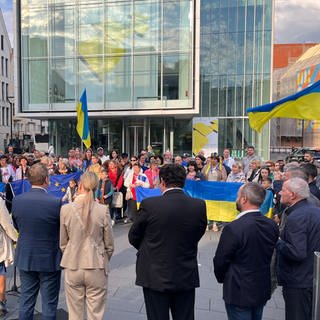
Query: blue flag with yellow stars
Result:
<box><xmin>11</xmin><ymin>172</ymin><xmax>83</xmax><ymax>198</ymax></box>
<box><xmin>48</xmin><ymin>171</ymin><xmax>82</xmax><ymax>198</ymax></box>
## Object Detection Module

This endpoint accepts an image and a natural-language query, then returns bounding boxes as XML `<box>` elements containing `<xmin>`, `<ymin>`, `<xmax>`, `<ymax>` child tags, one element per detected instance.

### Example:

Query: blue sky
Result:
<box><xmin>1</xmin><ymin>1</ymin><xmax>320</xmax><ymax>46</ymax></box>
<box><xmin>1</xmin><ymin>0</ymin><xmax>13</xmax><ymax>44</ymax></box>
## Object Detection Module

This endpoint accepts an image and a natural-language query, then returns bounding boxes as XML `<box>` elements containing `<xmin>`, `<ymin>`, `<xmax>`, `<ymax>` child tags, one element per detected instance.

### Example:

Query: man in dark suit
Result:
<box><xmin>213</xmin><ymin>182</ymin><xmax>279</xmax><ymax>320</ymax></box>
<box><xmin>128</xmin><ymin>164</ymin><xmax>207</xmax><ymax>320</ymax></box>
<box><xmin>12</xmin><ymin>162</ymin><xmax>62</xmax><ymax>320</ymax></box>
<box><xmin>276</xmin><ymin>177</ymin><xmax>320</xmax><ymax>320</ymax></box>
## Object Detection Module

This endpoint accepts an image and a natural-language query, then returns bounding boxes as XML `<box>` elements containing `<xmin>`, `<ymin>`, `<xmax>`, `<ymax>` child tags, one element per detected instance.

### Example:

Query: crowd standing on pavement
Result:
<box><xmin>0</xmin><ymin>144</ymin><xmax>318</xmax><ymax>318</ymax></box>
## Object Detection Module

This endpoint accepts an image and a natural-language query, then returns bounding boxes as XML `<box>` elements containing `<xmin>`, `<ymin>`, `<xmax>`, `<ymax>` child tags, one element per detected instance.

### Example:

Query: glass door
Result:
<box><xmin>127</xmin><ymin>126</ymin><xmax>144</xmax><ymax>157</ymax></box>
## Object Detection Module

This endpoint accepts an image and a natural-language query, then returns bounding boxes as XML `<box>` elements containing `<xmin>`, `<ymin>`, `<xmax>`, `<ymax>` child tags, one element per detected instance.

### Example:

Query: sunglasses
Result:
<box><xmin>131</xmin><ymin>159</ymin><xmax>137</xmax><ymax>161</ymax></box>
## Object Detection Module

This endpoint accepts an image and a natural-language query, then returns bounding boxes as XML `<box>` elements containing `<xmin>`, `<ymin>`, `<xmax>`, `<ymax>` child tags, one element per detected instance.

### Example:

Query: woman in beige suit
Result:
<box><xmin>60</xmin><ymin>171</ymin><xmax>114</xmax><ymax>320</ymax></box>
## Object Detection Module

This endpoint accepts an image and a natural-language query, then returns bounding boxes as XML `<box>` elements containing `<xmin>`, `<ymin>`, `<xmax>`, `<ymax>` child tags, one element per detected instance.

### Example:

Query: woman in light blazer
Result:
<box><xmin>60</xmin><ymin>171</ymin><xmax>114</xmax><ymax>320</ymax></box>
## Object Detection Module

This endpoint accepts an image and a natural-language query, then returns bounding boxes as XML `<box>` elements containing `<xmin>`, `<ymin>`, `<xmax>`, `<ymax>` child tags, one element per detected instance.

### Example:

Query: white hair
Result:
<box><xmin>285</xmin><ymin>177</ymin><xmax>310</xmax><ymax>199</ymax></box>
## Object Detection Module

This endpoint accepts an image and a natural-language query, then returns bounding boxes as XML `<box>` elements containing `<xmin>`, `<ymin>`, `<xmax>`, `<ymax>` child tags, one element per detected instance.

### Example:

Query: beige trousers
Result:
<box><xmin>64</xmin><ymin>269</ymin><xmax>108</xmax><ymax>320</ymax></box>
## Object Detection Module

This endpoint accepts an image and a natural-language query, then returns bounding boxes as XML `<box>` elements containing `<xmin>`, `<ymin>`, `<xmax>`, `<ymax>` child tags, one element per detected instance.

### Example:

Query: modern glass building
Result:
<box><xmin>200</xmin><ymin>0</ymin><xmax>272</xmax><ymax>159</ymax></box>
<box><xmin>15</xmin><ymin>0</ymin><xmax>273</xmax><ymax>158</ymax></box>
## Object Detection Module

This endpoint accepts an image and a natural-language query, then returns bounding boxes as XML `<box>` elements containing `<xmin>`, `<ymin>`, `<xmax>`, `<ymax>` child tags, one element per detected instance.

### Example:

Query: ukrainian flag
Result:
<box><xmin>136</xmin><ymin>181</ymin><xmax>242</xmax><ymax>222</ymax></box>
<box><xmin>247</xmin><ymin>80</ymin><xmax>320</xmax><ymax>132</ymax></box>
<box><xmin>184</xmin><ymin>180</ymin><xmax>241</xmax><ymax>221</ymax></box>
<box><xmin>136</xmin><ymin>181</ymin><xmax>274</xmax><ymax>222</ymax></box>
<box><xmin>259</xmin><ymin>189</ymin><xmax>274</xmax><ymax>219</ymax></box>
<box><xmin>77</xmin><ymin>89</ymin><xmax>91</xmax><ymax>148</ymax></box>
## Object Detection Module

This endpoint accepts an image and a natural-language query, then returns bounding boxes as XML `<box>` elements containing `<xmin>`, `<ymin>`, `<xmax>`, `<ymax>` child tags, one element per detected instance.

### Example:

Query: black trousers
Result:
<box><xmin>282</xmin><ymin>286</ymin><xmax>312</xmax><ymax>320</ymax></box>
<box><xmin>127</xmin><ymin>199</ymin><xmax>138</xmax><ymax>221</ymax></box>
<box><xmin>143</xmin><ymin>287</ymin><xmax>195</xmax><ymax>320</ymax></box>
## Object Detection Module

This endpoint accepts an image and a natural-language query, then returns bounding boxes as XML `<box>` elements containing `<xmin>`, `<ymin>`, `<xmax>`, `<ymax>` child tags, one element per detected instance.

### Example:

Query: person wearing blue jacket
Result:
<box><xmin>277</xmin><ymin>177</ymin><xmax>320</xmax><ymax>320</ymax></box>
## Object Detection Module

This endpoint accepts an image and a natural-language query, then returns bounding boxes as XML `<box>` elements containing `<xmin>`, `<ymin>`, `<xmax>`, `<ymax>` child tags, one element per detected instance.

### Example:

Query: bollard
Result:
<box><xmin>313</xmin><ymin>252</ymin><xmax>320</xmax><ymax>320</ymax></box>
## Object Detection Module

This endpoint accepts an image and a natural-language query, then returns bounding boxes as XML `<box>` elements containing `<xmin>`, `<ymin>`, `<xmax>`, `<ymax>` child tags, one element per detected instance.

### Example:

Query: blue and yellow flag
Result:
<box><xmin>136</xmin><ymin>181</ymin><xmax>274</xmax><ymax>222</ymax></box>
<box><xmin>136</xmin><ymin>181</ymin><xmax>241</xmax><ymax>222</ymax></box>
<box><xmin>247</xmin><ymin>80</ymin><xmax>320</xmax><ymax>132</ymax></box>
<box><xmin>76</xmin><ymin>89</ymin><xmax>91</xmax><ymax>148</ymax></box>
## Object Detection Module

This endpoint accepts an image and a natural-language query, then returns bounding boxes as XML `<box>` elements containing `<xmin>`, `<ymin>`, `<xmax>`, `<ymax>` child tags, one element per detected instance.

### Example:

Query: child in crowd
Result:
<box><xmin>62</xmin><ymin>178</ymin><xmax>78</xmax><ymax>203</ymax></box>
<box><xmin>260</xmin><ymin>177</ymin><xmax>275</xmax><ymax>217</ymax></box>
<box><xmin>261</xmin><ymin>177</ymin><xmax>274</xmax><ymax>194</ymax></box>
<box><xmin>97</xmin><ymin>169</ymin><xmax>114</xmax><ymax>207</ymax></box>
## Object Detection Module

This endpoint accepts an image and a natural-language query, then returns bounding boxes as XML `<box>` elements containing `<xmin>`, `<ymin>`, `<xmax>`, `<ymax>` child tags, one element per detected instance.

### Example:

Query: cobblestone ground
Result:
<box><xmin>4</xmin><ymin>223</ymin><xmax>285</xmax><ymax>319</ymax></box>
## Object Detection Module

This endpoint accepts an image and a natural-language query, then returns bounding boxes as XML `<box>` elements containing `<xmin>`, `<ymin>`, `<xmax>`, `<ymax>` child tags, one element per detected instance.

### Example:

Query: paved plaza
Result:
<box><xmin>4</xmin><ymin>223</ymin><xmax>285</xmax><ymax>319</ymax></box>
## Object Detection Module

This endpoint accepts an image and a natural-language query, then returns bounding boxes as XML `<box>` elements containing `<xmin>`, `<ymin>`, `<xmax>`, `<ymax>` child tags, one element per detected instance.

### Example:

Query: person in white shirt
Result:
<box><xmin>223</xmin><ymin>148</ymin><xmax>235</xmax><ymax>171</ymax></box>
<box><xmin>97</xmin><ymin>147</ymin><xmax>109</xmax><ymax>165</ymax></box>
<box><xmin>0</xmin><ymin>156</ymin><xmax>15</xmax><ymax>183</ymax></box>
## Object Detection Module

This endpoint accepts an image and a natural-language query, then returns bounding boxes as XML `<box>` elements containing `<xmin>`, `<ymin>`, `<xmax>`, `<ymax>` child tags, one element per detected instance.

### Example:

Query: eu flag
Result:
<box><xmin>48</xmin><ymin>171</ymin><xmax>82</xmax><ymax>198</ymax></box>
<box><xmin>76</xmin><ymin>89</ymin><xmax>91</xmax><ymax>148</ymax></box>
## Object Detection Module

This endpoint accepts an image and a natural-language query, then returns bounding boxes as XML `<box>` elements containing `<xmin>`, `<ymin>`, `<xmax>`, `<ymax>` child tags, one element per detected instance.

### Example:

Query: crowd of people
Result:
<box><xmin>4</xmin><ymin>144</ymin><xmax>320</xmax><ymax>227</ymax></box>
<box><xmin>0</xmin><ymin>143</ymin><xmax>319</xmax><ymax>319</ymax></box>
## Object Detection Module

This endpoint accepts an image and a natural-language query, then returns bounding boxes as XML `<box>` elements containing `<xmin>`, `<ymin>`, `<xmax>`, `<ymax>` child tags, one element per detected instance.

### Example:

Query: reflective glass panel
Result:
<box><xmin>78</xmin><ymin>57</ymin><xmax>103</xmax><ymax>104</ymax></box>
<box><xmin>106</xmin><ymin>55</ymin><xmax>132</xmax><ymax>103</ymax></box>
<box><xmin>79</xmin><ymin>5</ymin><xmax>103</xmax><ymax>55</ymax></box>
<box><xmin>106</xmin><ymin>1</ymin><xmax>132</xmax><ymax>54</ymax></box>
<box><xmin>133</xmin><ymin>54</ymin><xmax>159</xmax><ymax>101</ymax></box>
<box><xmin>163</xmin><ymin>0</ymin><xmax>192</xmax><ymax>52</ymax></box>
<box><xmin>21</xmin><ymin>2</ymin><xmax>48</xmax><ymax>58</ymax></box>
<box><xmin>50</xmin><ymin>59</ymin><xmax>75</xmax><ymax>103</ymax></box>
<box><xmin>50</xmin><ymin>4</ymin><xmax>75</xmax><ymax>57</ymax></box>
<box><xmin>29</xmin><ymin>60</ymin><xmax>49</xmax><ymax>104</ymax></box>
<box><xmin>163</xmin><ymin>54</ymin><xmax>190</xmax><ymax>100</ymax></box>
<box><xmin>134</xmin><ymin>1</ymin><xmax>160</xmax><ymax>52</ymax></box>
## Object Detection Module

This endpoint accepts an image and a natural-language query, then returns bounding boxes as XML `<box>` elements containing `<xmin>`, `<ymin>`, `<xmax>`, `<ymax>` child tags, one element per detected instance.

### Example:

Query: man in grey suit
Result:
<box><xmin>129</xmin><ymin>164</ymin><xmax>207</xmax><ymax>320</ymax></box>
<box><xmin>12</xmin><ymin>163</ymin><xmax>62</xmax><ymax>320</ymax></box>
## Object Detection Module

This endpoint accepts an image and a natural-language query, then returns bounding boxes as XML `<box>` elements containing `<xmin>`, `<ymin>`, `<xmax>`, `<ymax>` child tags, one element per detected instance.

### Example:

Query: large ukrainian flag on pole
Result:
<box><xmin>76</xmin><ymin>89</ymin><xmax>91</xmax><ymax>148</ymax></box>
<box><xmin>247</xmin><ymin>80</ymin><xmax>320</xmax><ymax>132</ymax></box>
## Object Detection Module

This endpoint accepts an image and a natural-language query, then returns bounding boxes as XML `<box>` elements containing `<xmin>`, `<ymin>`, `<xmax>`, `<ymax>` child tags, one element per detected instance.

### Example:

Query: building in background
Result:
<box><xmin>271</xmin><ymin>43</ymin><xmax>320</xmax><ymax>159</ymax></box>
<box><xmin>14</xmin><ymin>0</ymin><xmax>273</xmax><ymax>158</ymax></box>
<box><xmin>0</xmin><ymin>9</ymin><xmax>47</xmax><ymax>153</ymax></box>
<box><xmin>0</xmin><ymin>9</ymin><xmax>13</xmax><ymax>151</ymax></box>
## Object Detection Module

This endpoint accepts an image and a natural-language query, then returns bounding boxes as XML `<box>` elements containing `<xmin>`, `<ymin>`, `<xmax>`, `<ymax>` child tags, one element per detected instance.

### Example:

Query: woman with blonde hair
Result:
<box><xmin>60</xmin><ymin>171</ymin><xmax>114</xmax><ymax>319</ymax></box>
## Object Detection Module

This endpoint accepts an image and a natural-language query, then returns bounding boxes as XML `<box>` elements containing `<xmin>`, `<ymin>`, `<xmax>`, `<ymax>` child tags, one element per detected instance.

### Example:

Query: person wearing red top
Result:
<box><xmin>108</xmin><ymin>160</ymin><xmax>124</xmax><ymax>223</ymax></box>
<box><xmin>108</xmin><ymin>160</ymin><xmax>123</xmax><ymax>191</ymax></box>
<box><xmin>144</xmin><ymin>159</ymin><xmax>160</xmax><ymax>189</ymax></box>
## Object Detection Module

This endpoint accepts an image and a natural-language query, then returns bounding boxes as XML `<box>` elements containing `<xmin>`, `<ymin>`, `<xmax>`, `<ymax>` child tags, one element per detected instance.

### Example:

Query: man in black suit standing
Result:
<box><xmin>214</xmin><ymin>183</ymin><xmax>279</xmax><ymax>320</ymax></box>
<box><xmin>129</xmin><ymin>164</ymin><xmax>207</xmax><ymax>320</ymax></box>
<box><xmin>276</xmin><ymin>177</ymin><xmax>320</xmax><ymax>320</ymax></box>
<box><xmin>12</xmin><ymin>162</ymin><xmax>62</xmax><ymax>320</ymax></box>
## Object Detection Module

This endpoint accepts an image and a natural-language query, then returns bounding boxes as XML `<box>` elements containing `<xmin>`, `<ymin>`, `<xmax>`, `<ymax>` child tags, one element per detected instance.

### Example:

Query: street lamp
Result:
<box><xmin>7</xmin><ymin>96</ymin><xmax>14</xmax><ymax>145</ymax></box>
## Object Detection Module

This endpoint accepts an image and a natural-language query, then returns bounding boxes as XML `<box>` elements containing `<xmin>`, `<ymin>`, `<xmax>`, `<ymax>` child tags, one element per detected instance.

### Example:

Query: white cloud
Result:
<box><xmin>275</xmin><ymin>0</ymin><xmax>320</xmax><ymax>43</ymax></box>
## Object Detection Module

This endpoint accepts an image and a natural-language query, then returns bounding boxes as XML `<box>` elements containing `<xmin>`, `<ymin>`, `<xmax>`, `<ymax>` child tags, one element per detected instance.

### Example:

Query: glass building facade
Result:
<box><xmin>20</xmin><ymin>0</ymin><xmax>194</xmax><ymax>111</ymax></box>
<box><xmin>16</xmin><ymin>0</ymin><xmax>273</xmax><ymax>158</ymax></box>
<box><xmin>200</xmin><ymin>0</ymin><xmax>272</xmax><ymax>159</ymax></box>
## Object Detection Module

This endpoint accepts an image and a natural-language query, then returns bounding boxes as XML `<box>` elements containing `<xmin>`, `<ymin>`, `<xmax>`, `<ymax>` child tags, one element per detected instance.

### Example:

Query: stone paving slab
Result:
<box><xmin>3</xmin><ymin>223</ymin><xmax>285</xmax><ymax>319</ymax></box>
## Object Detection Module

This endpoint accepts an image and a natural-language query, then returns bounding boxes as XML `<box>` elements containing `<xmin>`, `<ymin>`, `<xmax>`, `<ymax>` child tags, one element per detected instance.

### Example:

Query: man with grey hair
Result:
<box><xmin>277</xmin><ymin>177</ymin><xmax>320</xmax><ymax>320</ymax></box>
<box><xmin>273</xmin><ymin>165</ymin><xmax>320</xmax><ymax>227</ymax></box>
<box><xmin>214</xmin><ymin>183</ymin><xmax>279</xmax><ymax>320</ymax></box>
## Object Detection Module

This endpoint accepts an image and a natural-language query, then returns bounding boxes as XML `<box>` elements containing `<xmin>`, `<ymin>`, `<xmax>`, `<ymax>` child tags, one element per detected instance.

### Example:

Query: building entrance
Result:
<box><xmin>127</xmin><ymin>126</ymin><xmax>144</xmax><ymax>157</ymax></box>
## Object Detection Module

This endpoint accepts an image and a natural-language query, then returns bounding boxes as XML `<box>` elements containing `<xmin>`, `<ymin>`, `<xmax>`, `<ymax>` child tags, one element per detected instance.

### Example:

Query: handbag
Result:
<box><xmin>112</xmin><ymin>191</ymin><xmax>123</xmax><ymax>208</ymax></box>
<box><xmin>125</xmin><ymin>188</ymin><xmax>133</xmax><ymax>201</ymax></box>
